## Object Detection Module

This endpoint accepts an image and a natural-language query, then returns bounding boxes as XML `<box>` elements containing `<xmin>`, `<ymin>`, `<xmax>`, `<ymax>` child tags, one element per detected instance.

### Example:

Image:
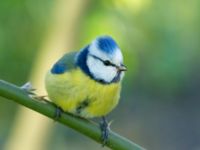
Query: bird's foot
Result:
<box><xmin>54</xmin><ymin>106</ymin><xmax>63</xmax><ymax>120</ymax></box>
<box><xmin>100</xmin><ymin>116</ymin><xmax>112</xmax><ymax>146</ymax></box>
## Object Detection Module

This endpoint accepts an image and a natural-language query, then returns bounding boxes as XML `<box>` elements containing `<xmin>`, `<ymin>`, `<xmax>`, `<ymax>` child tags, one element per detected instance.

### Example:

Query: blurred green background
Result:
<box><xmin>0</xmin><ymin>0</ymin><xmax>200</xmax><ymax>150</ymax></box>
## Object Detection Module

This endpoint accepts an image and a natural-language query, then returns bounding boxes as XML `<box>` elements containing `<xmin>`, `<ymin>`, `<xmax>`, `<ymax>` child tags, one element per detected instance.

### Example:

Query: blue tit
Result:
<box><xmin>45</xmin><ymin>35</ymin><xmax>126</xmax><ymax>118</ymax></box>
<box><xmin>45</xmin><ymin>35</ymin><xmax>126</xmax><ymax>143</ymax></box>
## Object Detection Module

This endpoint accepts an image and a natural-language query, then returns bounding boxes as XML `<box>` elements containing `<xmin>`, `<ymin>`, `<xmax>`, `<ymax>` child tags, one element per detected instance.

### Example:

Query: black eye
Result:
<box><xmin>103</xmin><ymin>60</ymin><xmax>111</xmax><ymax>66</ymax></box>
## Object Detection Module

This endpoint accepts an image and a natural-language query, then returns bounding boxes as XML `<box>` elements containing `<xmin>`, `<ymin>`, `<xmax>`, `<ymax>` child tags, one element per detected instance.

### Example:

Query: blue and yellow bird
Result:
<box><xmin>45</xmin><ymin>35</ymin><xmax>126</xmax><ymax>143</ymax></box>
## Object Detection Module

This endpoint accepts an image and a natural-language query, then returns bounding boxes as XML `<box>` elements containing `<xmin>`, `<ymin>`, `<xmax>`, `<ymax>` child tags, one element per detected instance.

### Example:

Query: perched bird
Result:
<box><xmin>45</xmin><ymin>35</ymin><xmax>126</xmax><ymax>144</ymax></box>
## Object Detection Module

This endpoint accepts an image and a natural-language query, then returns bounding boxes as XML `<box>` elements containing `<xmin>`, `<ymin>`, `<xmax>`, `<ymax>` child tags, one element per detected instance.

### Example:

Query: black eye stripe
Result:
<box><xmin>103</xmin><ymin>60</ymin><xmax>111</xmax><ymax>66</ymax></box>
<box><xmin>104</xmin><ymin>61</ymin><xmax>116</xmax><ymax>67</ymax></box>
<box><xmin>89</xmin><ymin>54</ymin><xmax>103</xmax><ymax>62</ymax></box>
<box><xmin>89</xmin><ymin>54</ymin><xmax>116</xmax><ymax>67</ymax></box>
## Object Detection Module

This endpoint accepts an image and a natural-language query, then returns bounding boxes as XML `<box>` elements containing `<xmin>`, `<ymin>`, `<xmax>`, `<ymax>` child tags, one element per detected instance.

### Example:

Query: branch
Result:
<box><xmin>0</xmin><ymin>80</ymin><xmax>145</xmax><ymax>150</ymax></box>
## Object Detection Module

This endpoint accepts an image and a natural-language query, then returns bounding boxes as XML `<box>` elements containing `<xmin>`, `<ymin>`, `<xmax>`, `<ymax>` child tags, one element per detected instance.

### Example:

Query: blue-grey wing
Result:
<box><xmin>51</xmin><ymin>52</ymin><xmax>78</xmax><ymax>74</ymax></box>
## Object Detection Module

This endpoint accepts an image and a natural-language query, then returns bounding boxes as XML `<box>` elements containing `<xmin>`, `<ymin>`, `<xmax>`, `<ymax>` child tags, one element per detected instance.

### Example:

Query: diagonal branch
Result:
<box><xmin>0</xmin><ymin>80</ymin><xmax>145</xmax><ymax>150</ymax></box>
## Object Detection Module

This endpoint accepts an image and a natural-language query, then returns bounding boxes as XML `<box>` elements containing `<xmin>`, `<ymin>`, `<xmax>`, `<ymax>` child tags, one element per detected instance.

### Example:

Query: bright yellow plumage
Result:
<box><xmin>45</xmin><ymin>68</ymin><xmax>121</xmax><ymax>118</ymax></box>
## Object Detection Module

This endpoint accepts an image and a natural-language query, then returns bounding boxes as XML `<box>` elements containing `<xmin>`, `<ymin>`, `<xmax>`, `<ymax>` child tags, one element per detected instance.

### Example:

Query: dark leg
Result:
<box><xmin>100</xmin><ymin>116</ymin><xmax>109</xmax><ymax>146</ymax></box>
<box><xmin>54</xmin><ymin>106</ymin><xmax>63</xmax><ymax>120</ymax></box>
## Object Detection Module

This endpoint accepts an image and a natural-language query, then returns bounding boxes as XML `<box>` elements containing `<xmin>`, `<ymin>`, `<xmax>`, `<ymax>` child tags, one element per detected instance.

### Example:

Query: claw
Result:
<box><xmin>21</xmin><ymin>82</ymin><xmax>36</xmax><ymax>97</ymax></box>
<box><xmin>108</xmin><ymin>120</ymin><xmax>114</xmax><ymax>127</ymax></box>
<box><xmin>100</xmin><ymin>116</ymin><xmax>110</xmax><ymax>146</ymax></box>
<box><xmin>33</xmin><ymin>95</ymin><xmax>48</xmax><ymax>101</ymax></box>
<box><xmin>21</xmin><ymin>82</ymin><xmax>49</xmax><ymax>102</ymax></box>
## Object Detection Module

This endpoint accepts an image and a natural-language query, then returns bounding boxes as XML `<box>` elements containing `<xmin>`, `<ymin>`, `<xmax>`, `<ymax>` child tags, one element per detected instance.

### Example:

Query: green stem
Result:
<box><xmin>0</xmin><ymin>80</ymin><xmax>145</xmax><ymax>150</ymax></box>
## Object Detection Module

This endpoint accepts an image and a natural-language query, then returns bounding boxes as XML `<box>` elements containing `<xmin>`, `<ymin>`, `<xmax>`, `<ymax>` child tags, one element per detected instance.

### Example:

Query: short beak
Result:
<box><xmin>118</xmin><ymin>64</ymin><xmax>127</xmax><ymax>72</ymax></box>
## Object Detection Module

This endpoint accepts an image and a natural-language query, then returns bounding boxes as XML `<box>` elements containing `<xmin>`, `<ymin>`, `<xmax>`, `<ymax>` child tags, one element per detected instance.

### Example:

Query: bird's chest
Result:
<box><xmin>69</xmin><ymin>70</ymin><xmax>121</xmax><ymax>117</ymax></box>
<box><xmin>46</xmin><ymin>69</ymin><xmax>121</xmax><ymax>118</ymax></box>
<box><xmin>82</xmin><ymin>81</ymin><xmax>121</xmax><ymax>117</ymax></box>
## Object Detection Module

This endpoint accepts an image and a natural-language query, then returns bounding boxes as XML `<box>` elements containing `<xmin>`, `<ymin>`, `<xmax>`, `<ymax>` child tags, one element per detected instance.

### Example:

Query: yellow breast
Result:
<box><xmin>45</xmin><ymin>69</ymin><xmax>121</xmax><ymax>118</ymax></box>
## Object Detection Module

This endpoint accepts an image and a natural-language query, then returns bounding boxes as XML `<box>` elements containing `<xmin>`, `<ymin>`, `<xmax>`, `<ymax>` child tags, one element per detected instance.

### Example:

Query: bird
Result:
<box><xmin>45</xmin><ymin>35</ymin><xmax>127</xmax><ymax>144</ymax></box>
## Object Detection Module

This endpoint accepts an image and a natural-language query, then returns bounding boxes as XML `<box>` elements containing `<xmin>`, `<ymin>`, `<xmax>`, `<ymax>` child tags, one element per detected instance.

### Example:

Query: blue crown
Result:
<box><xmin>96</xmin><ymin>36</ymin><xmax>118</xmax><ymax>54</ymax></box>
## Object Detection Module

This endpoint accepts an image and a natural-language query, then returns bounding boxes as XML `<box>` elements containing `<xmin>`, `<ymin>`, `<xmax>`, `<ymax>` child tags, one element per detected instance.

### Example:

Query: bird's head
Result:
<box><xmin>84</xmin><ymin>36</ymin><xmax>127</xmax><ymax>84</ymax></box>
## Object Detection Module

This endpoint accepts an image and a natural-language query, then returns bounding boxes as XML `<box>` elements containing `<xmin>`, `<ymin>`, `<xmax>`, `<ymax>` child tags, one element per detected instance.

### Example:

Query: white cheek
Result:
<box><xmin>87</xmin><ymin>57</ymin><xmax>117</xmax><ymax>83</ymax></box>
